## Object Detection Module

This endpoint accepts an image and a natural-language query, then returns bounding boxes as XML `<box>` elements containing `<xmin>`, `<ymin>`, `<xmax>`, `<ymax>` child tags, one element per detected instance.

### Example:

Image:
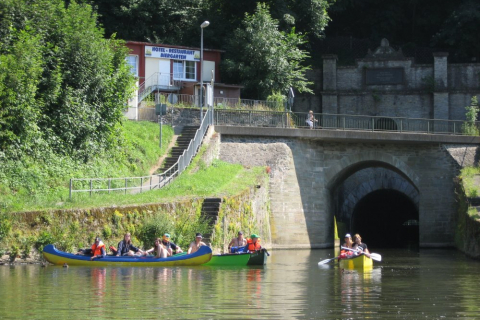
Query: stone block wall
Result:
<box><xmin>219</xmin><ymin>134</ymin><xmax>461</xmax><ymax>248</ymax></box>
<box><xmin>295</xmin><ymin>40</ymin><xmax>480</xmax><ymax>121</ymax></box>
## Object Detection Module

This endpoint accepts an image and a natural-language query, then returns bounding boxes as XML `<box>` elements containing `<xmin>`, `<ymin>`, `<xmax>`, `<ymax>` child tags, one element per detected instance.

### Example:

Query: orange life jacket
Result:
<box><xmin>247</xmin><ymin>238</ymin><xmax>261</xmax><ymax>252</ymax></box>
<box><xmin>91</xmin><ymin>241</ymin><xmax>105</xmax><ymax>256</ymax></box>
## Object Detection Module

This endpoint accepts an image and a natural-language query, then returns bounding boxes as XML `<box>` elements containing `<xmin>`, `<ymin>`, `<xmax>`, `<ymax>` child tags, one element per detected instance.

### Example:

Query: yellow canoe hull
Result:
<box><xmin>339</xmin><ymin>254</ymin><xmax>373</xmax><ymax>270</ymax></box>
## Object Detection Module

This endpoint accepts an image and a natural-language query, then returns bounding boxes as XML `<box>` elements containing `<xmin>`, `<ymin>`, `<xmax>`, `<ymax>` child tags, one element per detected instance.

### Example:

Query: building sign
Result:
<box><xmin>145</xmin><ymin>46</ymin><xmax>200</xmax><ymax>61</ymax></box>
<box><xmin>365</xmin><ymin>68</ymin><xmax>404</xmax><ymax>85</ymax></box>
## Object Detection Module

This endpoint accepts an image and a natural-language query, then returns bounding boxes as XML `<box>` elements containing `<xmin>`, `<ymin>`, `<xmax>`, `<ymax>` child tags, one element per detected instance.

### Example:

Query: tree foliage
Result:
<box><xmin>432</xmin><ymin>1</ymin><xmax>480</xmax><ymax>62</ymax></box>
<box><xmin>223</xmin><ymin>3</ymin><xmax>312</xmax><ymax>100</ymax></box>
<box><xmin>0</xmin><ymin>0</ymin><xmax>135</xmax><ymax>161</ymax></box>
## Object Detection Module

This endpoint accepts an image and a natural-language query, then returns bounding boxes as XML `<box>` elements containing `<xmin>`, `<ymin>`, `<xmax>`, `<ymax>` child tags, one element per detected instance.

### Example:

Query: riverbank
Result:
<box><xmin>0</xmin><ymin>128</ymin><xmax>271</xmax><ymax>265</ymax></box>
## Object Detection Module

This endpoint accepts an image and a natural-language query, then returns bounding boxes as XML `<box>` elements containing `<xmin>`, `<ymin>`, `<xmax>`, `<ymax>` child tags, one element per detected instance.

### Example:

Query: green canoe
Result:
<box><xmin>203</xmin><ymin>253</ymin><xmax>251</xmax><ymax>266</ymax></box>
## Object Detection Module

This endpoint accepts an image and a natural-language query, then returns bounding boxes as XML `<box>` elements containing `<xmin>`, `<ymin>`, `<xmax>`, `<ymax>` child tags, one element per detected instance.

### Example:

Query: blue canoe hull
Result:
<box><xmin>43</xmin><ymin>244</ymin><xmax>212</xmax><ymax>266</ymax></box>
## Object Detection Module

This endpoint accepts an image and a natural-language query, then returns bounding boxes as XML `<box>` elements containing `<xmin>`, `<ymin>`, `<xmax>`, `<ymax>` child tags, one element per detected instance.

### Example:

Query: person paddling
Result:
<box><xmin>353</xmin><ymin>234</ymin><xmax>371</xmax><ymax>258</ymax></box>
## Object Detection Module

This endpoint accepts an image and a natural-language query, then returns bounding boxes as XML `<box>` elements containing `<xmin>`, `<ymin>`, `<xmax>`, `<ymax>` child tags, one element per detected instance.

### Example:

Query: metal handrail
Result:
<box><xmin>214</xmin><ymin>110</ymin><xmax>480</xmax><ymax>136</ymax></box>
<box><xmin>69</xmin><ymin>108</ymin><xmax>213</xmax><ymax>198</ymax></box>
<box><xmin>138</xmin><ymin>72</ymin><xmax>180</xmax><ymax>103</ymax></box>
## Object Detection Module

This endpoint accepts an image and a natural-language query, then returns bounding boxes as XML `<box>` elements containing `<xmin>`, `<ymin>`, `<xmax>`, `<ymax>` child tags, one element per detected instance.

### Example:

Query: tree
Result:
<box><xmin>432</xmin><ymin>1</ymin><xmax>480</xmax><ymax>62</ymax></box>
<box><xmin>0</xmin><ymin>0</ymin><xmax>136</xmax><ymax>161</ymax></box>
<box><xmin>223</xmin><ymin>3</ymin><xmax>312</xmax><ymax>100</ymax></box>
<box><xmin>86</xmin><ymin>0</ymin><xmax>205</xmax><ymax>46</ymax></box>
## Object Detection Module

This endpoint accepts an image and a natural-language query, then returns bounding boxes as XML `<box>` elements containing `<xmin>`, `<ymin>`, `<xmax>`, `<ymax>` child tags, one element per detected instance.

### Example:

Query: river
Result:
<box><xmin>0</xmin><ymin>249</ymin><xmax>478</xmax><ymax>319</ymax></box>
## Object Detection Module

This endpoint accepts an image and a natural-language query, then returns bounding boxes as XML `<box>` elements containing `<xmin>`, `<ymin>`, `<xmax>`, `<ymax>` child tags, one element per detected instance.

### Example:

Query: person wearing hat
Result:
<box><xmin>161</xmin><ymin>233</ymin><xmax>183</xmax><ymax>256</ymax></box>
<box><xmin>246</xmin><ymin>234</ymin><xmax>262</xmax><ymax>252</ymax></box>
<box><xmin>228</xmin><ymin>231</ymin><xmax>247</xmax><ymax>253</ymax></box>
<box><xmin>338</xmin><ymin>233</ymin><xmax>354</xmax><ymax>260</ymax></box>
<box><xmin>187</xmin><ymin>233</ymin><xmax>207</xmax><ymax>254</ymax></box>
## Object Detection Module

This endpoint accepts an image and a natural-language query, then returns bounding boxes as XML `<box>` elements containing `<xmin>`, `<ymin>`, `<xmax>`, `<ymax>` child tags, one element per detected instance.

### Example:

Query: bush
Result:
<box><xmin>137</xmin><ymin>214</ymin><xmax>174</xmax><ymax>248</ymax></box>
<box><xmin>0</xmin><ymin>213</ymin><xmax>12</xmax><ymax>243</ymax></box>
<box><xmin>34</xmin><ymin>231</ymin><xmax>55</xmax><ymax>252</ymax></box>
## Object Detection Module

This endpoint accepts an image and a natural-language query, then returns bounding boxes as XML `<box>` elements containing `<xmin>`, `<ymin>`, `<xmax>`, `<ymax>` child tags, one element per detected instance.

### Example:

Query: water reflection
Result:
<box><xmin>1</xmin><ymin>250</ymin><xmax>480</xmax><ymax>319</ymax></box>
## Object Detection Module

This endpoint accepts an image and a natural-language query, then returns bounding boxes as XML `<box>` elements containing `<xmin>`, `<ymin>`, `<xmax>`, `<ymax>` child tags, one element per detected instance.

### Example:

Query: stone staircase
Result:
<box><xmin>200</xmin><ymin>198</ymin><xmax>222</xmax><ymax>242</ymax></box>
<box><xmin>158</xmin><ymin>125</ymin><xmax>199</xmax><ymax>173</ymax></box>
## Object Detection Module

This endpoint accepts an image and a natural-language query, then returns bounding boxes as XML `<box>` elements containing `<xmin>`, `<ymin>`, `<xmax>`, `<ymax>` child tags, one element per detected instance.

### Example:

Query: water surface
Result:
<box><xmin>0</xmin><ymin>249</ymin><xmax>479</xmax><ymax>319</ymax></box>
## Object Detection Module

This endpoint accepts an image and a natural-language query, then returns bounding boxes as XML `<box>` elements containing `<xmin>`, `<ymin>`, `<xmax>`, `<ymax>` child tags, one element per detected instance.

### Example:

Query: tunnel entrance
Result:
<box><xmin>351</xmin><ymin>189</ymin><xmax>419</xmax><ymax>248</ymax></box>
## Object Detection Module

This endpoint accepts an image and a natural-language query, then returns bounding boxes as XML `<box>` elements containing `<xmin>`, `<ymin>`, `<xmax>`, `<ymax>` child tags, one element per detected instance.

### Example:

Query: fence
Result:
<box><xmin>214</xmin><ymin>110</ymin><xmax>480</xmax><ymax>135</ymax></box>
<box><xmin>69</xmin><ymin>108</ymin><xmax>213</xmax><ymax>198</ymax></box>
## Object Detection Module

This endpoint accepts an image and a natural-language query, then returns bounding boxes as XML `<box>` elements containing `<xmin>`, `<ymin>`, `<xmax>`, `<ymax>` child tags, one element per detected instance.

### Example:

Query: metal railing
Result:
<box><xmin>69</xmin><ymin>108</ymin><xmax>213</xmax><ymax>198</ymax></box>
<box><xmin>214</xmin><ymin>110</ymin><xmax>480</xmax><ymax>135</ymax></box>
<box><xmin>214</xmin><ymin>97</ymin><xmax>283</xmax><ymax>110</ymax></box>
<box><xmin>138</xmin><ymin>73</ymin><xmax>181</xmax><ymax>103</ymax></box>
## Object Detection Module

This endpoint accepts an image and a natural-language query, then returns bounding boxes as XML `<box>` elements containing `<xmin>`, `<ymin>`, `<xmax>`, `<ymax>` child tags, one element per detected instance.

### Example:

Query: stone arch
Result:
<box><xmin>339</xmin><ymin>171</ymin><xmax>419</xmax><ymax>223</ymax></box>
<box><xmin>325</xmin><ymin>151</ymin><xmax>420</xmax><ymax>192</ymax></box>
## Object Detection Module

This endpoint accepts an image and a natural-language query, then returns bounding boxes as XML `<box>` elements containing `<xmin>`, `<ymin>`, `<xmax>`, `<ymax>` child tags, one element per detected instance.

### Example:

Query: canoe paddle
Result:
<box><xmin>341</xmin><ymin>246</ymin><xmax>382</xmax><ymax>262</ymax></box>
<box><xmin>318</xmin><ymin>256</ymin><xmax>339</xmax><ymax>265</ymax></box>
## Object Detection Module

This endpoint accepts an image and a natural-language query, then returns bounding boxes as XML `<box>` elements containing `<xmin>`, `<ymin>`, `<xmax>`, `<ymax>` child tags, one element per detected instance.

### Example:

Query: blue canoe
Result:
<box><xmin>43</xmin><ymin>244</ymin><xmax>212</xmax><ymax>266</ymax></box>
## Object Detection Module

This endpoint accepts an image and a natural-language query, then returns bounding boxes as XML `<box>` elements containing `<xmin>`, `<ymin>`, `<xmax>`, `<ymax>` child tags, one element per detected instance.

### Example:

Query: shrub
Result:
<box><xmin>0</xmin><ymin>213</ymin><xmax>12</xmax><ymax>243</ymax></box>
<box><xmin>137</xmin><ymin>213</ymin><xmax>174</xmax><ymax>247</ymax></box>
<box><xmin>34</xmin><ymin>231</ymin><xmax>56</xmax><ymax>252</ymax></box>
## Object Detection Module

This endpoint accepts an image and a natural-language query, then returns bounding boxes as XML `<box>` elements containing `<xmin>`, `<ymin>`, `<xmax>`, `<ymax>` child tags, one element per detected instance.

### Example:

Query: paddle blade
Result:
<box><xmin>318</xmin><ymin>257</ymin><xmax>335</xmax><ymax>265</ymax></box>
<box><xmin>370</xmin><ymin>253</ymin><xmax>382</xmax><ymax>262</ymax></box>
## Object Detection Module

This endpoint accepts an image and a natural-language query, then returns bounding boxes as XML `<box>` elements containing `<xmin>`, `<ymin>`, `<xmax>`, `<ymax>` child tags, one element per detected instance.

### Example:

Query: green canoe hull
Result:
<box><xmin>203</xmin><ymin>253</ymin><xmax>251</xmax><ymax>266</ymax></box>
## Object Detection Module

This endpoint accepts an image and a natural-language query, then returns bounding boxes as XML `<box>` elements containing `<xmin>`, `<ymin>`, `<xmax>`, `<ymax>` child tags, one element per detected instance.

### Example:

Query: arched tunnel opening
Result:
<box><xmin>351</xmin><ymin>189</ymin><xmax>419</xmax><ymax>248</ymax></box>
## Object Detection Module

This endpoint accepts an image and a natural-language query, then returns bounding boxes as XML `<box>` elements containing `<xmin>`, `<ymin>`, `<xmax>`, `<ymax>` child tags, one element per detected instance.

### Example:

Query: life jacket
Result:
<box><xmin>91</xmin><ymin>241</ymin><xmax>105</xmax><ymax>256</ymax></box>
<box><xmin>338</xmin><ymin>249</ymin><xmax>354</xmax><ymax>260</ymax></box>
<box><xmin>246</xmin><ymin>238</ymin><xmax>261</xmax><ymax>252</ymax></box>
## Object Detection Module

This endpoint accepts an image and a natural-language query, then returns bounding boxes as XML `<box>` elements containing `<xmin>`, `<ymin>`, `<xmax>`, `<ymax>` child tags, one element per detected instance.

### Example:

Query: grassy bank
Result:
<box><xmin>0</xmin><ymin>120</ymin><xmax>174</xmax><ymax>213</ymax></box>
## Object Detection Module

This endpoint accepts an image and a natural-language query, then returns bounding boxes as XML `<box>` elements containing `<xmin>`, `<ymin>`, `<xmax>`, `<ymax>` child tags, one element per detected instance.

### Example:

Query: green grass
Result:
<box><xmin>0</xmin><ymin>120</ymin><xmax>174</xmax><ymax>213</ymax></box>
<box><xmin>50</xmin><ymin>159</ymin><xmax>264</xmax><ymax>210</ymax></box>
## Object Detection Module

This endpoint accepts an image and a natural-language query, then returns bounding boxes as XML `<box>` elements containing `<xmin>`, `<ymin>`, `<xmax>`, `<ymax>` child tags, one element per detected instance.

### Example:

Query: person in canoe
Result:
<box><xmin>228</xmin><ymin>231</ymin><xmax>247</xmax><ymax>253</ymax></box>
<box><xmin>353</xmin><ymin>234</ymin><xmax>371</xmax><ymax>258</ymax></box>
<box><xmin>161</xmin><ymin>233</ymin><xmax>183</xmax><ymax>256</ymax></box>
<box><xmin>76</xmin><ymin>236</ymin><xmax>106</xmax><ymax>260</ymax></box>
<box><xmin>246</xmin><ymin>234</ymin><xmax>262</xmax><ymax>252</ymax></box>
<box><xmin>90</xmin><ymin>236</ymin><xmax>106</xmax><ymax>261</ymax></box>
<box><xmin>338</xmin><ymin>233</ymin><xmax>354</xmax><ymax>260</ymax></box>
<box><xmin>144</xmin><ymin>238</ymin><xmax>169</xmax><ymax>258</ymax></box>
<box><xmin>116</xmin><ymin>233</ymin><xmax>144</xmax><ymax>257</ymax></box>
<box><xmin>187</xmin><ymin>233</ymin><xmax>207</xmax><ymax>254</ymax></box>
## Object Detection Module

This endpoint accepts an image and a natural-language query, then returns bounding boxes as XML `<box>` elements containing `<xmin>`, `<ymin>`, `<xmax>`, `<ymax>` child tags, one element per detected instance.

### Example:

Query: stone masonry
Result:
<box><xmin>296</xmin><ymin>39</ymin><xmax>480</xmax><ymax>120</ymax></box>
<box><xmin>219</xmin><ymin>135</ymin><xmax>461</xmax><ymax>249</ymax></box>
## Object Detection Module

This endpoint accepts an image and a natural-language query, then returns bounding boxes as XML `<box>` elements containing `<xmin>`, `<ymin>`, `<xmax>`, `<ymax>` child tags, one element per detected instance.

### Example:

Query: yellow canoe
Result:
<box><xmin>339</xmin><ymin>254</ymin><xmax>373</xmax><ymax>270</ymax></box>
<box><xmin>43</xmin><ymin>244</ymin><xmax>212</xmax><ymax>267</ymax></box>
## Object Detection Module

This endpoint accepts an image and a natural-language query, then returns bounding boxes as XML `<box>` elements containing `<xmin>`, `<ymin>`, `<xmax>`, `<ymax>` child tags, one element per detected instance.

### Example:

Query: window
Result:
<box><xmin>173</xmin><ymin>60</ymin><xmax>196</xmax><ymax>80</ymax></box>
<box><xmin>126</xmin><ymin>55</ymin><xmax>138</xmax><ymax>77</ymax></box>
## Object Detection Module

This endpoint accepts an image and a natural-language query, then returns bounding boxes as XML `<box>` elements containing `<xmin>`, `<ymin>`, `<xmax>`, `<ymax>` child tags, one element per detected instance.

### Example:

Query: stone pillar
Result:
<box><xmin>322</xmin><ymin>55</ymin><xmax>338</xmax><ymax>114</ymax></box>
<box><xmin>433</xmin><ymin>52</ymin><xmax>449</xmax><ymax>120</ymax></box>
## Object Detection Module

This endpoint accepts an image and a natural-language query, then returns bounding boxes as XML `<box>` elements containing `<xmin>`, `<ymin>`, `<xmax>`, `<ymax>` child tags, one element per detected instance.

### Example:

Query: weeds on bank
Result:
<box><xmin>459</xmin><ymin>166</ymin><xmax>480</xmax><ymax>198</ymax></box>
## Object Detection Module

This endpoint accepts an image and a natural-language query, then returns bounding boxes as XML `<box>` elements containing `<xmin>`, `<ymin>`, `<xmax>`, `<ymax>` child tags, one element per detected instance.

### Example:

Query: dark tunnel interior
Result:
<box><xmin>351</xmin><ymin>189</ymin><xmax>419</xmax><ymax>248</ymax></box>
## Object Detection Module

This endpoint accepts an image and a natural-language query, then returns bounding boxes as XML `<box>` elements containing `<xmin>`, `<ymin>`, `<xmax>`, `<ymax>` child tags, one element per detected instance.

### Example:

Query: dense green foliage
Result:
<box><xmin>138</xmin><ymin>211</ymin><xmax>210</xmax><ymax>250</ymax></box>
<box><xmin>462</xmin><ymin>96</ymin><xmax>479</xmax><ymax>136</ymax></box>
<box><xmin>0</xmin><ymin>0</ymin><xmax>135</xmax><ymax>161</ymax></box>
<box><xmin>86</xmin><ymin>0</ymin><xmax>480</xmax><ymax>74</ymax></box>
<box><xmin>0</xmin><ymin>121</ymin><xmax>173</xmax><ymax>213</ymax></box>
<box><xmin>223</xmin><ymin>3</ymin><xmax>312</xmax><ymax>99</ymax></box>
